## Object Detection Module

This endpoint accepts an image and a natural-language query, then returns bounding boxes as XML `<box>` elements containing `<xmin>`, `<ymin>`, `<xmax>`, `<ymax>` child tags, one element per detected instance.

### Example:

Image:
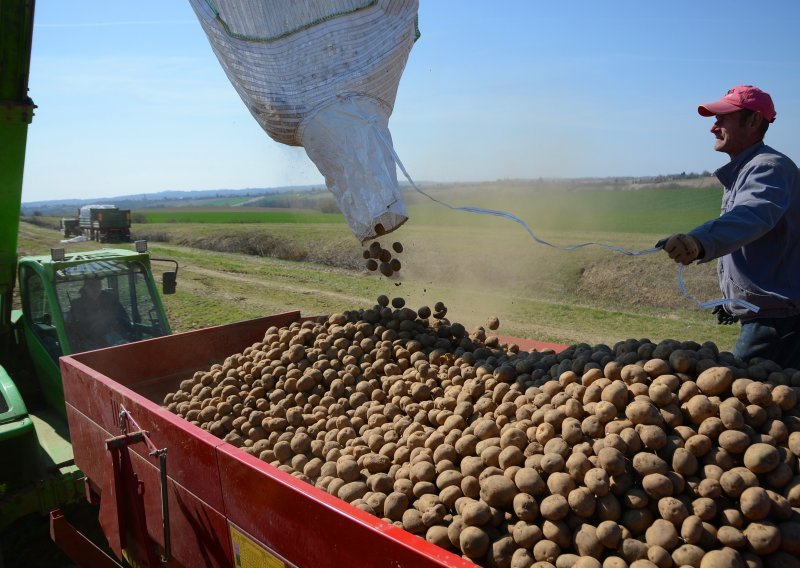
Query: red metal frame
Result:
<box><xmin>60</xmin><ymin>312</ymin><xmax>567</xmax><ymax>567</ymax></box>
<box><xmin>50</xmin><ymin>509</ymin><xmax>122</xmax><ymax>568</ymax></box>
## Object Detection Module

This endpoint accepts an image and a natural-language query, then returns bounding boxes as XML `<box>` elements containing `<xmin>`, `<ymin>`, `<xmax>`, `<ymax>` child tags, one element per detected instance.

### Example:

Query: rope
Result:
<box><xmin>202</xmin><ymin>0</ymin><xmax>378</xmax><ymax>43</ymax></box>
<box><xmin>341</xmin><ymin>95</ymin><xmax>760</xmax><ymax>315</ymax></box>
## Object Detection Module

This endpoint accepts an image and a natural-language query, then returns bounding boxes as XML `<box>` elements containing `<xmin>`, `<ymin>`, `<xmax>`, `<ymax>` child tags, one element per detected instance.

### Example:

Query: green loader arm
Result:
<box><xmin>0</xmin><ymin>0</ymin><xmax>36</xmax><ymax>362</ymax></box>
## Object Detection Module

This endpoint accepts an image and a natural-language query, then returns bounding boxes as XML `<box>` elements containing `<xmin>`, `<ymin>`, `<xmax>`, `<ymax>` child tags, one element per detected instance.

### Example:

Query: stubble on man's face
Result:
<box><xmin>710</xmin><ymin>111</ymin><xmax>759</xmax><ymax>159</ymax></box>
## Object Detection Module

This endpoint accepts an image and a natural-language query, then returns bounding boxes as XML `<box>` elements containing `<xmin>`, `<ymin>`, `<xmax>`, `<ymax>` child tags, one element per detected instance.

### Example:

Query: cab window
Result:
<box><xmin>54</xmin><ymin>261</ymin><xmax>167</xmax><ymax>353</ymax></box>
<box><xmin>21</xmin><ymin>268</ymin><xmax>63</xmax><ymax>361</ymax></box>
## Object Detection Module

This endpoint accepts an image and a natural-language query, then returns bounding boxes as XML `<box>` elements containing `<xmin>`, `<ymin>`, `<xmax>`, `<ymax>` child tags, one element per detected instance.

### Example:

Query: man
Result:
<box><xmin>661</xmin><ymin>85</ymin><xmax>800</xmax><ymax>368</ymax></box>
<box><xmin>68</xmin><ymin>275</ymin><xmax>132</xmax><ymax>350</ymax></box>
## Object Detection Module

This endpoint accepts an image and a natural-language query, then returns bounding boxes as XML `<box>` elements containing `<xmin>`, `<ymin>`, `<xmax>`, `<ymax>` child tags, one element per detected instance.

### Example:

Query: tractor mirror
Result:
<box><xmin>162</xmin><ymin>271</ymin><xmax>177</xmax><ymax>295</ymax></box>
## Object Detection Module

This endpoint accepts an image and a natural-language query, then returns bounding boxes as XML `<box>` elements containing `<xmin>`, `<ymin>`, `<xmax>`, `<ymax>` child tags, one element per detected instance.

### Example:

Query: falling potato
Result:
<box><xmin>379</xmin><ymin>262</ymin><xmax>393</xmax><ymax>277</ymax></box>
<box><xmin>487</xmin><ymin>316</ymin><xmax>500</xmax><ymax>330</ymax></box>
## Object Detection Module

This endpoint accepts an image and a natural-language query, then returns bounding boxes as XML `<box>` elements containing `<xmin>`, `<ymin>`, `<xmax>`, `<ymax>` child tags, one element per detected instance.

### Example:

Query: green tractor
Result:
<box><xmin>0</xmin><ymin>0</ymin><xmax>175</xmax><ymax>532</ymax></box>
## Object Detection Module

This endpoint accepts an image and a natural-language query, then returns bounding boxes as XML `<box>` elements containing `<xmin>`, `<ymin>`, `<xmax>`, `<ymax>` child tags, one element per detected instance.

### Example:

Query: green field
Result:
<box><xmin>134</xmin><ymin>184</ymin><xmax>722</xmax><ymax>235</ymax></box>
<box><xmin>406</xmin><ymin>184</ymin><xmax>722</xmax><ymax>234</ymax></box>
<box><xmin>137</xmin><ymin>208</ymin><xmax>344</xmax><ymax>224</ymax></box>
<box><xmin>18</xmin><ymin>180</ymin><xmax>739</xmax><ymax>350</ymax></box>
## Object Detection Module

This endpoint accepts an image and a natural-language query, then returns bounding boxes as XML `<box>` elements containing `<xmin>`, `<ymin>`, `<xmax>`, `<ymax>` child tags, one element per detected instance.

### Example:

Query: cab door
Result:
<box><xmin>19</xmin><ymin>265</ymin><xmax>66</xmax><ymax>416</ymax></box>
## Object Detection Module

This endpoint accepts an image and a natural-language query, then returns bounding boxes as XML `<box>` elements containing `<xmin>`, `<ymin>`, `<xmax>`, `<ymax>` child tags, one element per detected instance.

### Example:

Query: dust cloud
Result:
<box><xmin>373</xmin><ymin>190</ymin><xmax>576</xmax><ymax>337</ymax></box>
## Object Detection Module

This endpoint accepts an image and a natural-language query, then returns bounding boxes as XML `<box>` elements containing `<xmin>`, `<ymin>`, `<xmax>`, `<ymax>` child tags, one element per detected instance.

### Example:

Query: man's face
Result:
<box><xmin>84</xmin><ymin>278</ymin><xmax>102</xmax><ymax>299</ymax></box>
<box><xmin>710</xmin><ymin>110</ymin><xmax>762</xmax><ymax>159</ymax></box>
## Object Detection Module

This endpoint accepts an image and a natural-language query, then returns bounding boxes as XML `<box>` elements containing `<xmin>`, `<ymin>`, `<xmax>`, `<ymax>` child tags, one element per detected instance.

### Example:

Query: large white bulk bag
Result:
<box><xmin>188</xmin><ymin>0</ymin><xmax>419</xmax><ymax>242</ymax></box>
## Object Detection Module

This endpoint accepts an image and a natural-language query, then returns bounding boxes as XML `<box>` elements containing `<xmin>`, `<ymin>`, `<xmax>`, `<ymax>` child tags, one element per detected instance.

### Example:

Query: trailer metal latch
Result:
<box><xmin>104</xmin><ymin>405</ymin><xmax>171</xmax><ymax>564</ymax></box>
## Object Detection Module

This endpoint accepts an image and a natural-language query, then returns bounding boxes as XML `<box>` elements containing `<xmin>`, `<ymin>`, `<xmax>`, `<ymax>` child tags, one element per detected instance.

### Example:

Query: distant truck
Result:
<box><xmin>61</xmin><ymin>204</ymin><xmax>131</xmax><ymax>242</ymax></box>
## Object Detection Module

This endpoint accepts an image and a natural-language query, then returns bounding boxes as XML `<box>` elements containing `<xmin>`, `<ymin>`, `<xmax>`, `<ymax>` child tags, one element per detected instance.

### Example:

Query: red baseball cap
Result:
<box><xmin>698</xmin><ymin>85</ymin><xmax>776</xmax><ymax>123</ymax></box>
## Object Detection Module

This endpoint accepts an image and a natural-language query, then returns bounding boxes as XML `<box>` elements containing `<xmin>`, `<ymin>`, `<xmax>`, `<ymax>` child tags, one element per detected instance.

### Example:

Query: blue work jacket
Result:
<box><xmin>689</xmin><ymin>141</ymin><xmax>800</xmax><ymax>320</ymax></box>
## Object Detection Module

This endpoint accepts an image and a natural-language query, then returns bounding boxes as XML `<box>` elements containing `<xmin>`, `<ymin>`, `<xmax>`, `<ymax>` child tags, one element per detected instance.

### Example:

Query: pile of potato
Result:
<box><xmin>163</xmin><ymin>297</ymin><xmax>800</xmax><ymax>567</ymax></box>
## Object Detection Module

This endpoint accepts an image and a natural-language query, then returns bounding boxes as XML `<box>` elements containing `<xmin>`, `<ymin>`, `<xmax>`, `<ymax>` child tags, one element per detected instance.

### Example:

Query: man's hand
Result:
<box><xmin>661</xmin><ymin>233</ymin><xmax>703</xmax><ymax>265</ymax></box>
<box><xmin>712</xmin><ymin>305</ymin><xmax>739</xmax><ymax>325</ymax></box>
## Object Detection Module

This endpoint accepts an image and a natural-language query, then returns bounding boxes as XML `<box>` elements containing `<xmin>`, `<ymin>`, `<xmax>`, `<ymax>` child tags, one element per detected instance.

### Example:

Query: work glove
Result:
<box><xmin>712</xmin><ymin>305</ymin><xmax>739</xmax><ymax>325</ymax></box>
<box><xmin>658</xmin><ymin>233</ymin><xmax>703</xmax><ymax>265</ymax></box>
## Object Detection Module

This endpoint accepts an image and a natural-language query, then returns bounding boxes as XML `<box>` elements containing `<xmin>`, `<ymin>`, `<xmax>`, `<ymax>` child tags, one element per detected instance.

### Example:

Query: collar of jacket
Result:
<box><xmin>714</xmin><ymin>140</ymin><xmax>765</xmax><ymax>188</ymax></box>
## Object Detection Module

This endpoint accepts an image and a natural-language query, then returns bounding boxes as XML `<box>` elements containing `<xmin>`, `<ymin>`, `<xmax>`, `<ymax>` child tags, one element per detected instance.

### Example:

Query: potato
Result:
<box><xmin>402</xmin><ymin>508</ymin><xmax>425</xmax><ymax>534</ymax></box>
<box><xmin>513</xmin><ymin>493</ymin><xmax>539</xmax><ymax>522</ymax></box>
<box><xmin>602</xmin><ymin>557</ymin><xmax>628</xmax><ymax>568</ymax></box>
<box><xmin>718</xmin><ymin>429</ymin><xmax>750</xmax><ymax>453</ymax></box>
<box><xmin>515</xmin><ymin>468</ymin><xmax>546</xmax><ymax>496</ymax></box>
<box><xmin>672</xmin><ymin>447</ymin><xmax>699</xmax><ymax>476</ymax></box>
<box><xmin>671</xmin><ymin>543</ymin><xmax>705</xmax><ymax>567</ymax></box>
<box><xmin>547</xmin><ymin>472</ymin><xmax>576</xmax><ymax>497</ymax></box>
<box><xmin>595</xmin><ymin>520</ymin><xmax>622</xmax><ymax>549</ymax></box>
<box><xmin>717</xmin><ymin>526</ymin><xmax>747</xmax><ymax>549</ymax></box>
<box><xmin>532</xmin><ymin>539</ymin><xmax>560</xmax><ymax>563</ymax></box>
<box><xmin>542</xmin><ymin>520</ymin><xmax>571</xmax><ymax>550</ymax></box>
<box><xmin>645</xmin><ymin>518</ymin><xmax>679</xmax><ymax>550</ymax></box>
<box><xmin>460</xmin><ymin>526</ymin><xmax>490</xmax><ymax>559</ymax></box>
<box><xmin>540</xmin><ymin>495</ymin><xmax>569</xmax><ymax>521</ymax></box>
<box><xmin>574</xmin><ymin>524</ymin><xmax>603</xmax><ymax>557</ymax></box>
<box><xmin>597</xmin><ymin>447</ymin><xmax>626</xmax><ymax>476</ymax></box>
<box><xmin>720</xmin><ymin>405</ymin><xmax>745</xmax><ymax>430</ymax></box>
<box><xmin>478</xmin><ymin>475</ymin><xmax>517</xmax><ymax>510</ymax></box>
<box><xmin>621</xmin><ymin>508</ymin><xmax>653</xmax><ymax>536</ymax></box>
<box><xmin>743</xmin><ymin>443</ymin><xmax>780</xmax><ymax>473</ymax></box>
<box><xmin>513</xmin><ymin>521</ymin><xmax>543</xmax><ymax>549</ymax></box>
<box><xmin>746</xmin><ymin>382</ymin><xmax>772</xmax><ymax>406</ymax></box>
<box><xmin>584</xmin><ymin>468</ymin><xmax>610</xmax><ymax>497</ymax></box>
<box><xmin>696</xmin><ymin>366</ymin><xmax>734</xmax><ymax>396</ymax></box>
<box><xmin>642</xmin><ymin>473</ymin><xmax>673</xmax><ymax>499</ymax></box>
<box><xmin>633</xmin><ymin>453</ymin><xmax>668</xmax><ymax>476</ymax></box>
<box><xmin>657</xmin><ymin>496</ymin><xmax>689</xmax><ymax>526</ymax></box>
<box><xmin>384</xmin><ymin>491</ymin><xmax>408</xmax><ymax>521</ymax></box>
<box><xmin>744</xmin><ymin>522</ymin><xmax>781</xmax><ymax>555</ymax></box>
<box><xmin>461</xmin><ymin>499</ymin><xmax>492</xmax><ymax>526</ymax></box>
<box><xmin>625</xmin><ymin>400</ymin><xmax>663</xmax><ymax>425</ymax></box>
<box><xmin>684</xmin><ymin>394</ymin><xmax>716</xmax><ymax>425</ymax></box>
<box><xmin>619</xmin><ymin>538</ymin><xmax>649</xmax><ymax>563</ymax></box>
<box><xmin>740</xmin><ymin>486</ymin><xmax>771</xmax><ymax>521</ymax></box>
<box><xmin>487</xmin><ymin>536</ymin><xmax>515</xmax><ymax>567</ymax></box>
<box><xmin>699</xmin><ymin>549</ymin><xmax>745</xmax><ymax>568</ymax></box>
<box><xmin>567</xmin><ymin>487</ymin><xmax>596</xmax><ymax>518</ymax></box>
<box><xmin>379</xmin><ymin>262</ymin><xmax>393</xmax><ymax>277</ymax></box>
<box><xmin>637</xmin><ymin>424</ymin><xmax>667</xmax><ymax>450</ymax></box>
<box><xmin>647</xmin><ymin>545</ymin><xmax>672</xmax><ymax>568</ymax></box>
<box><xmin>772</xmin><ymin>385</ymin><xmax>797</xmax><ymax>411</ymax></box>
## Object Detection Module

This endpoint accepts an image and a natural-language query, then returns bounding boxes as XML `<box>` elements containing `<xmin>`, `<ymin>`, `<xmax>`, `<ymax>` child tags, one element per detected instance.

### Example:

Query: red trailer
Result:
<box><xmin>57</xmin><ymin>312</ymin><xmax>566</xmax><ymax>568</ymax></box>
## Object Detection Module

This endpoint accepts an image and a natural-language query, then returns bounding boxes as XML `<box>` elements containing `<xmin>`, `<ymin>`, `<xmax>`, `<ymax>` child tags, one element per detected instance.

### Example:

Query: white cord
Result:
<box><xmin>347</xmin><ymin>96</ymin><xmax>760</xmax><ymax>315</ymax></box>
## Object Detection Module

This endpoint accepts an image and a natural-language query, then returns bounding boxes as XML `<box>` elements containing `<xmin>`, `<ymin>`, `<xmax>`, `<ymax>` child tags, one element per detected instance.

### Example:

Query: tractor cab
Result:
<box><xmin>16</xmin><ymin>247</ymin><xmax>173</xmax><ymax>416</ymax></box>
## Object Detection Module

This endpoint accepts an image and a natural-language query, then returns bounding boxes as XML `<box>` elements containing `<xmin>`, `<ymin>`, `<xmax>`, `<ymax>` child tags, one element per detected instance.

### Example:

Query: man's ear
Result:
<box><xmin>750</xmin><ymin>111</ymin><xmax>764</xmax><ymax>129</ymax></box>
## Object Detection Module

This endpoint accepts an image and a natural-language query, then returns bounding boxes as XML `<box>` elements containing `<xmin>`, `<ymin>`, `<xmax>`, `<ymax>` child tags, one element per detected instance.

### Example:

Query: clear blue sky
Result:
<box><xmin>22</xmin><ymin>1</ymin><xmax>800</xmax><ymax>202</ymax></box>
